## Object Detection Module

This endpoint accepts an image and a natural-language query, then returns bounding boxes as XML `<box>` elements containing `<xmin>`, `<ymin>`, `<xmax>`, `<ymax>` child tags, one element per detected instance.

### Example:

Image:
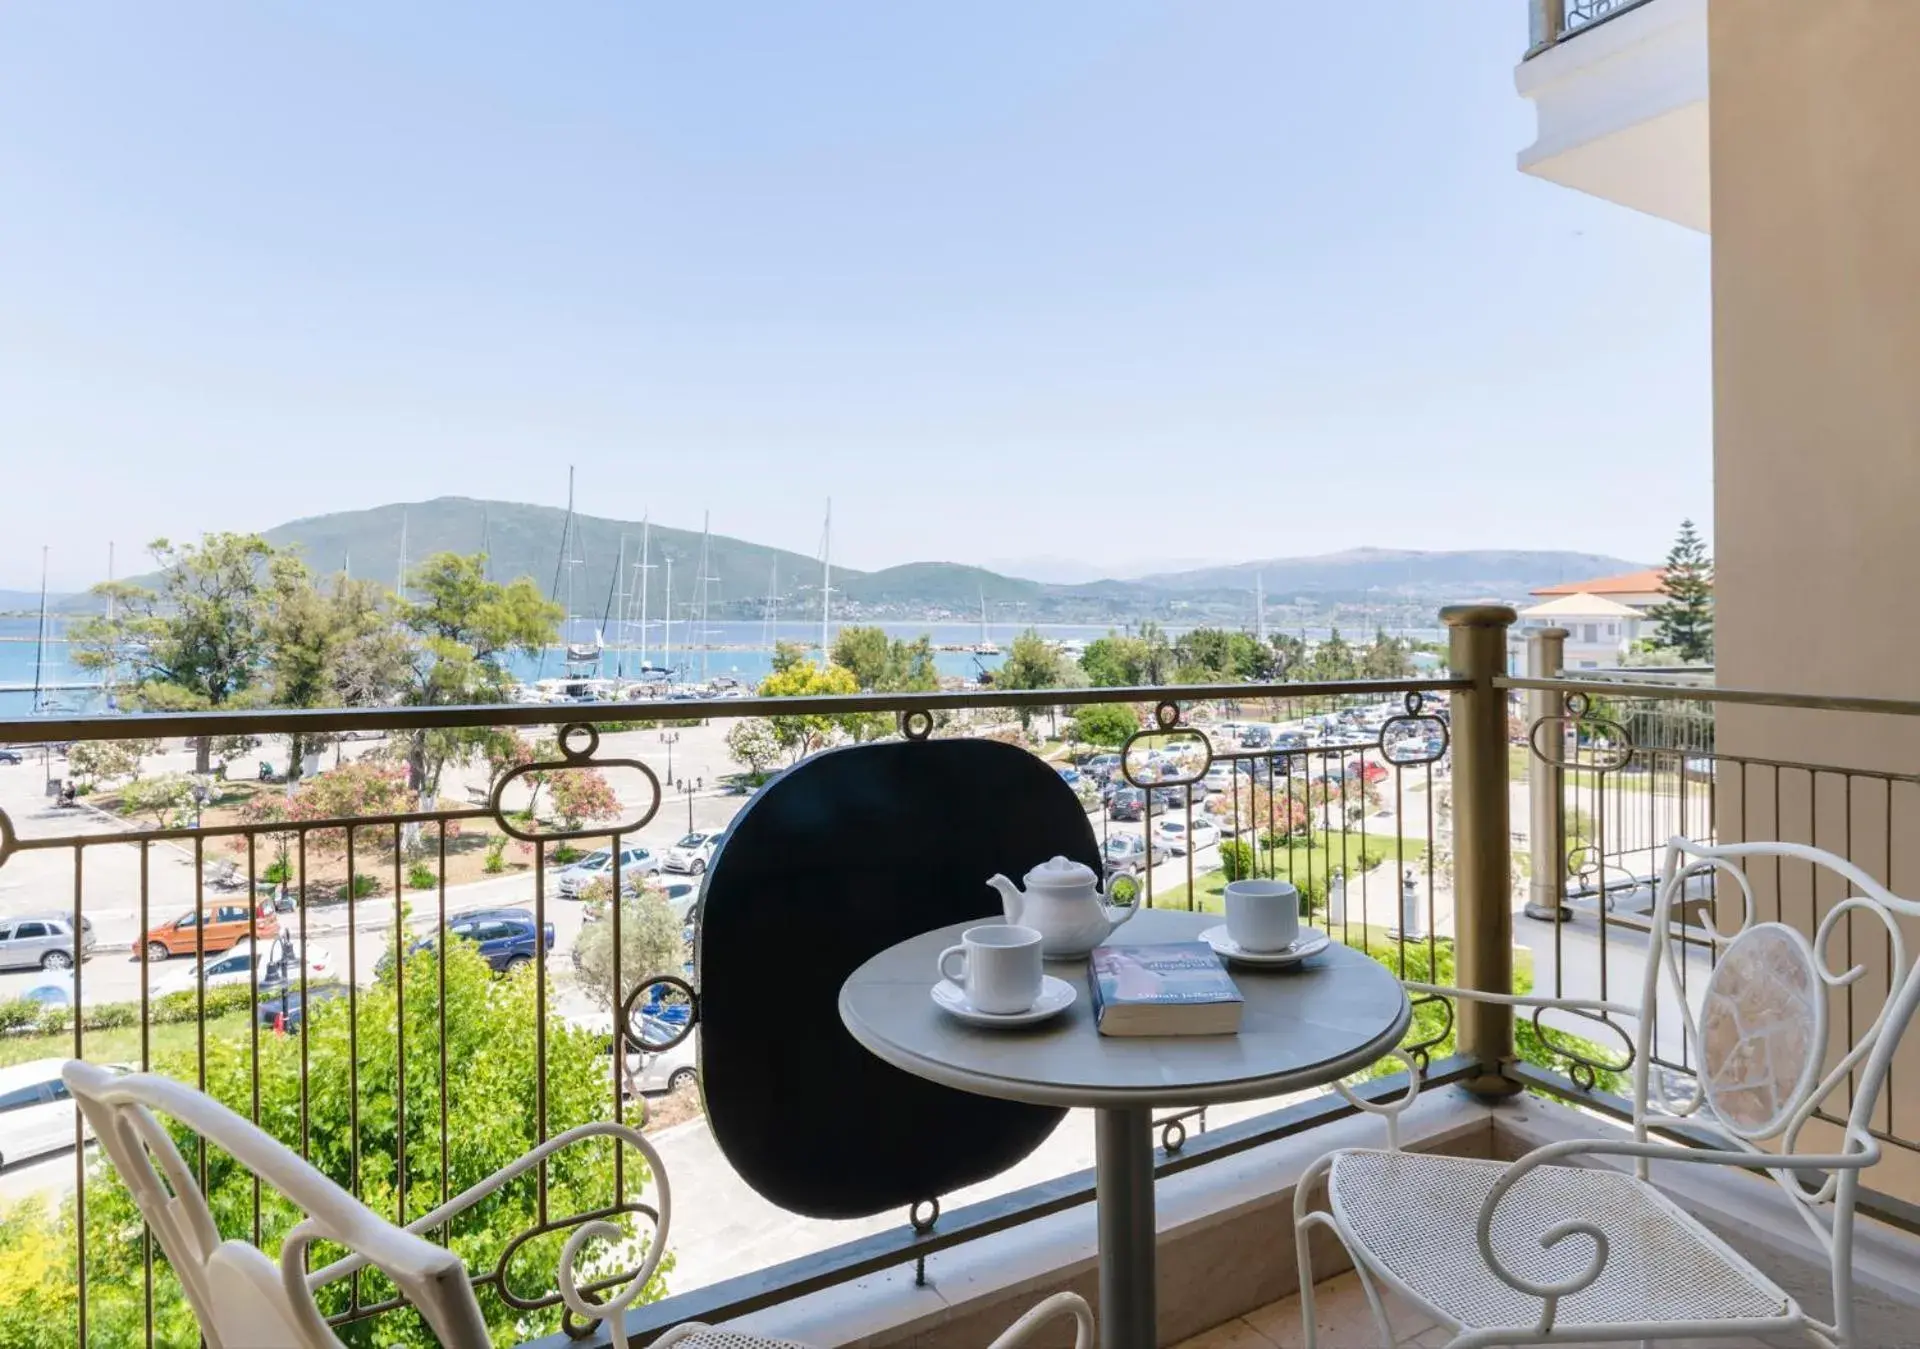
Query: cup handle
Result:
<box><xmin>937</xmin><ymin>945</ymin><xmax>968</xmax><ymax>985</ymax></box>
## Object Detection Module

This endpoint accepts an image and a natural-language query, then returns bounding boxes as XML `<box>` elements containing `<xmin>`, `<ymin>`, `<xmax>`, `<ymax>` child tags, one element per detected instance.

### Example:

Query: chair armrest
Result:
<box><xmin>987</xmin><ymin>1292</ymin><xmax>1094</xmax><ymax>1349</ymax></box>
<box><xmin>1401</xmin><ymin>982</ymin><xmax>1639</xmax><ymax>1019</ymax></box>
<box><xmin>304</xmin><ymin>1120</ymin><xmax>669</xmax><ymax>1346</ymax></box>
<box><xmin>1332</xmin><ymin>1051</ymin><xmax>1422</xmax><ymax>1150</ymax></box>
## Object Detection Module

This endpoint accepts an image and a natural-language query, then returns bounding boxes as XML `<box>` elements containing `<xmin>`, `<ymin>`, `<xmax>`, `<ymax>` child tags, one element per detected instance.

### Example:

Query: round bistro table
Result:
<box><xmin>838</xmin><ymin>908</ymin><xmax>1411</xmax><ymax>1349</ymax></box>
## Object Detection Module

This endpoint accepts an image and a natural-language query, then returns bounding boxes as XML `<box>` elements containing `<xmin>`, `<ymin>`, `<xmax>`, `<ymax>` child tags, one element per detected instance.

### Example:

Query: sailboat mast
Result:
<box><xmin>31</xmin><ymin>547</ymin><xmax>48</xmax><ymax>715</ymax></box>
<box><xmin>106</xmin><ymin>542</ymin><xmax>115</xmax><ymax>623</ymax></box>
<box><xmin>698</xmin><ymin>511</ymin><xmax>713</xmax><ymax>684</ymax></box>
<box><xmin>636</xmin><ymin>516</ymin><xmax>653</xmax><ymax>671</ymax></box>
<box><xmin>662</xmin><ymin>555</ymin><xmax>674</xmax><ymax>675</ymax></box>
<box><xmin>613</xmin><ymin>534</ymin><xmax>627</xmax><ymax>679</ymax></box>
<box><xmin>762</xmin><ymin>559</ymin><xmax>779</xmax><ymax>654</ymax></box>
<box><xmin>821</xmin><ymin>498</ymin><xmax>832</xmax><ymax>659</ymax></box>
<box><xmin>396</xmin><ymin>509</ymin><xmax>409</xmax><ymax>599</ymax></box>
<box><xmin>1255</xmin><ymin>572</ymin><xmax>1267</xmax><ymax>644</ymax></box>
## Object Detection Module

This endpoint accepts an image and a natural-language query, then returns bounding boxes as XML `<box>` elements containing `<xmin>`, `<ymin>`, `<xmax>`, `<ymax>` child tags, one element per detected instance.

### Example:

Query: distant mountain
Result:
<box><xmin>257</xmin><ymin>497</ymin><xmax>833</xmax><ymax>621</ymax></box>
<box><xmin>1134</xmin><ymin>547</ymin><xmax>1645</xmax><ymax>597</ymax></box>
<box><xmin>0</xmin><ymin>589</ymin><xmax>71</xmax><ymax>614</ymax></box>
<box><xmin>62</xmin><ymin>498</ymin><xmax>1647</xmax><ymax>624</ymax></box>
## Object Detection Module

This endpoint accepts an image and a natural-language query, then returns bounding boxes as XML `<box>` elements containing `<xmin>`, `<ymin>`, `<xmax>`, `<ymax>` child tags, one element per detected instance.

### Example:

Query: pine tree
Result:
<box><xmin>1648</xmin><ymin>519</ymin><xmax>1713</xmax><ymax>663</ymax></box>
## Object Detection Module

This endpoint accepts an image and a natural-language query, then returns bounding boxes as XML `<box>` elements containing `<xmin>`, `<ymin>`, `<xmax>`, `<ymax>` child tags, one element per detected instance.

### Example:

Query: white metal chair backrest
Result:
<box><xmin>67</xmin><ymin>1061</ymin><xmax>498</xmax><ymax>1348</ymax></box>
<box><xmin>1637</xmin><ymin>837</ymin><xmax>1920</xmax><ymax>1241</ymax></box>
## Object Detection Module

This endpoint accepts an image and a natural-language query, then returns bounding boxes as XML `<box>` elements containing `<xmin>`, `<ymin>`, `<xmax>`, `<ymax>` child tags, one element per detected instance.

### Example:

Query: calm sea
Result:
<box><xmin>0</xmin><ymin>615</ymin><xmax>1438</xmax><ymax>721</ymax></box>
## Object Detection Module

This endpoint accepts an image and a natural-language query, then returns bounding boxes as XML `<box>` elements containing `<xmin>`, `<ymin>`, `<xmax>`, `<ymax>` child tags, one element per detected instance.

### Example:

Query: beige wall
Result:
<box><xmin>1709</xmin><ymin>0</ymin><xmax>1920</xmax><ymax>1200</ymax></box>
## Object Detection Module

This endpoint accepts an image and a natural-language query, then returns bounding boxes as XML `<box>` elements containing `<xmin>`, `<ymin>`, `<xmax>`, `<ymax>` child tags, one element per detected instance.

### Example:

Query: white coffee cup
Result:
<box><xmin>937</xmin><ymin>923</ymin><xmax>1044</xmax><ymax>1015</ymax></box>
<box><xmin>1223</xmin><ymin>879</ymin><xmax>1301</xmax><ymax>952</ymax></box>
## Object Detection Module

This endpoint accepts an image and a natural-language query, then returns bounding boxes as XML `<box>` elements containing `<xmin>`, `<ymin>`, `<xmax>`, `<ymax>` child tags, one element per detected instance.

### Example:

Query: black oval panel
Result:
<box><xmin>696</xmin><ymin>737</ymin><xmax>1092</xmax><ymax>1218</ymax></box>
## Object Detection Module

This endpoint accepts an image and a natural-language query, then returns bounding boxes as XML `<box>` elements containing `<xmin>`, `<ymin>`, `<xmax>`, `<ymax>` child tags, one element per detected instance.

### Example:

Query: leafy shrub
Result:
<box><xmin>406</xmin><ymin>861</ymin><xmax>436</xmax><ymax>891</ymax></box>
<box><xmin>0</xmin><ymin>999</ymin><xmax>41</xmax><ymax>1035</ymax></box>
<box><xmin>261</xmin><ymin>859</ymin><xmax>292</xmax><ymax>885</ymax></box>
<box><xmin>551</xmin><ymin>843</ymin><xmax>583</xmax><ymax>866</ymax></box>
<box><xmin>337</xmin><ymin>873</ymin><xmax>380</xmax><ymax>901</ymax></box>
<box><xmin>1220</xmin><ymin>839</ymin><xmax>1255</xmax><ymax>882</ymax></box>
<box><xmin>483</xmin><ymin>835</ymin><xmax>508</xmax><ymax>874</ymax></box>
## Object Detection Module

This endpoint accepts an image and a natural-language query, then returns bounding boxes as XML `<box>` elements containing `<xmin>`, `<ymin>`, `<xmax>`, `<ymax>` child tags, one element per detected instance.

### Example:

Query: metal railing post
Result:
<box><xmin>1523</xmin><ymin>628</ymin><xmax>1570</xmax><ymax>922</ymax></box>
<box><xmin>1441</xmin><ymin>604</ymin><xmax>1521</xmax><ymax>1098</ymax></box>
<box><xmin>1527</xmin><ymin>0</ymin><xmax>1565</xmax><ymax>56</ymax></box>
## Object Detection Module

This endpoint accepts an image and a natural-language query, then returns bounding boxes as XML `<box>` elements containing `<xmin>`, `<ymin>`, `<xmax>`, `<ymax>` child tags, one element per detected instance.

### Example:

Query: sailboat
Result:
<box><xmin>554</xmin><ymin>470</ymin><xmax>602</xmax><ymax>669</ymax></box>
<box><xmin>973</xmin><ymin>588</ymin><xmax>1001</xmax><ymax>656</ymax></box>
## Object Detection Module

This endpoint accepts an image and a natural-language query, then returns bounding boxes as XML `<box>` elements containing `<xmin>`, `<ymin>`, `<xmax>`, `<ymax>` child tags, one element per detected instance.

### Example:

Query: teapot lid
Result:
<box><xmin>1025</xmin><ymin>855</ymin><xmax>1096</xmax><ymax>886</ymax></box>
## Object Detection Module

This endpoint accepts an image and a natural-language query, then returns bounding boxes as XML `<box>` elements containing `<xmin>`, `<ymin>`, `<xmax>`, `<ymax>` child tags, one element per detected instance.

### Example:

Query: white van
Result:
<box><xmin>0</xmin><ymin>1059</ymin><xmax>79</xmax><ymax>1168</ymax></box>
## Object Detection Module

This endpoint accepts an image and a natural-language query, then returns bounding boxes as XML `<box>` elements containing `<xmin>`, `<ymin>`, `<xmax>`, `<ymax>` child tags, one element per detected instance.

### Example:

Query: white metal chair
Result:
<box><xmin>1295</xmin><ymin>836</ymin><xmax>1920</xmax><ymax>1349</ymax></box>
<box><xmin>64</xmin><ymin>1061</ymin><xmax>1094</xmax><ymax>1349</ymax></box>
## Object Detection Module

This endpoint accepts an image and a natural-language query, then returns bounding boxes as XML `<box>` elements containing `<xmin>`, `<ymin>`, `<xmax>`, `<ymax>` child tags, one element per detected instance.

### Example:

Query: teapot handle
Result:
<box><xmin>1103</xmin><ymin>900</ymin><xmax>1138</xmax><ymax>929</ymax></box>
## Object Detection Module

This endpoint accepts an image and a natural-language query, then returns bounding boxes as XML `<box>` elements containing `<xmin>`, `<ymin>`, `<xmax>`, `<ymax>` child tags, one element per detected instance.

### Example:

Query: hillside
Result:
<box><xmin>61</xmin><ymin>496</ymin><xmax>1649</xmax><ymax>623</ymax></box>
<box><xmin>256</xmin><ymin>498</ymin><xmax>832</xmax><ymax>620</ymax></box>
<box><xmin>1135</xmin><ymin>547</ymin><xmax>1643</xmax><ymax>597</ymax></box>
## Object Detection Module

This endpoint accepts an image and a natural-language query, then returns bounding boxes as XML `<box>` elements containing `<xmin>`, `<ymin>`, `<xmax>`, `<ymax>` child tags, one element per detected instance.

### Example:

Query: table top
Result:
<box><xmin>837</xmin><ymin>908</ymin><xmax>1412</xmax><ymax>1109</ymax></box>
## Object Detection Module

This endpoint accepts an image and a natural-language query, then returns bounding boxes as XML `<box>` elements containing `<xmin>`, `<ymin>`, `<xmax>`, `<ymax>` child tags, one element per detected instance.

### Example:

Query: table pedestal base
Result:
<box><xmin>1095</xmin><ymin>1106</ymin><xmax>1156</xmax><ymax>1349</ymax></box>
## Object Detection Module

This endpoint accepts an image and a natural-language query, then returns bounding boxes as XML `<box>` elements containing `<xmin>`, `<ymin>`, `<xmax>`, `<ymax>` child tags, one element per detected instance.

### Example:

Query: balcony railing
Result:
<box><xmin>2</xmin><ymin>608</ymin><xmax>1917</xmax><ymax>1345</ymax></box>
<box><xmin>1528</xmin><ymin>0</ymin><xmax>1661</xmax><ymax>54</ymax></box>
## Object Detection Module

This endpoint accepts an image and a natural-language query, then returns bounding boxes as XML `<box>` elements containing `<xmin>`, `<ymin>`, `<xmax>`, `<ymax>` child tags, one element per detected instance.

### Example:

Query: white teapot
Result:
<box><xmin>987</xmin><ymin>856</ymin><xmax>1136</xmax><ymax>959</ymax></box>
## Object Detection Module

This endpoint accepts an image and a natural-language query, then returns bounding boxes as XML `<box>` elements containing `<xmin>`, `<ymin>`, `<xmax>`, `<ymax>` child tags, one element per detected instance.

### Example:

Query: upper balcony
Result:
<box><xmin>1517</xmin><ymin>0</ymin><xmax>1708</xmax><ymax>231</ymax></box>
<box><xmin>4</xmin><ymin>619</ymin><xmax>1920</xmax><ymax>1347</ymax></box>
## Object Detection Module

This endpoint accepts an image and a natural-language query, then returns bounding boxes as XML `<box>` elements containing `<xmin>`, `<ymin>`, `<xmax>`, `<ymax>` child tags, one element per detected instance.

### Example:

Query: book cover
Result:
<box><xmin>1087</xmin><ymin>942</ymin><xmax>1244</xmax><ymax>1037</ymax></box>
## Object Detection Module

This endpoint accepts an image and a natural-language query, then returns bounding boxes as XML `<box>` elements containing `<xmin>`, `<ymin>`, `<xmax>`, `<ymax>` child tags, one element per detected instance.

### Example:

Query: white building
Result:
<box><xmin>1510</xmin><ymin>591</ymin><xmax>1644</xmax><ymax>670</ymax></box>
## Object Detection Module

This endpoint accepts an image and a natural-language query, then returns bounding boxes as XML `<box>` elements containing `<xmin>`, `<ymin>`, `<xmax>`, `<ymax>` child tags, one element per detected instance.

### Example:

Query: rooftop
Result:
<box><xmin>1530</xmin><ymin>567</ymin><xmax>1666</xmax><ymax>597</ymax></box>
<box><xmin>1518</xmin><ymin>591</ymin><xmax>1644</xmax><ymax>621</ymax></box>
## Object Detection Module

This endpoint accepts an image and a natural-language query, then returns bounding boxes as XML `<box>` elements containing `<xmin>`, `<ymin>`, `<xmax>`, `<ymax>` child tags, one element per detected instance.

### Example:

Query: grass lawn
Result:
<box><xmin>1149</xmin><ymin>831</ymin><xmax>1430</xmax><ymax>912</ymax></box>
<box><xmin>0</xmin><ymin>1012</ymin><xmax>253</xmax><ymax>1069</ymax></box>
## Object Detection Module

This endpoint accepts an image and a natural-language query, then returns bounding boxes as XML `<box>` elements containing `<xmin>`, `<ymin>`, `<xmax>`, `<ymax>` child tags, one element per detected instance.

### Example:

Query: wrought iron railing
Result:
<box><xmin>9</xmin><ymin>631</ymin><xmax>1918</xmax><ymax>1345</ymax></box>
<box><xmin>1529</xmin><ymin>0</ymin><xmax>1661</xmax><ymax>53</ymax></box>
<box><xmin>0</xmin><ymin>676</ymin><xmax>1486</xmax><ymax>1346</ymax></box>
<box><xmin>1504</xmin><ymin>656</ymin><xmax>1920</xmax><ymax>1227</ymax></box>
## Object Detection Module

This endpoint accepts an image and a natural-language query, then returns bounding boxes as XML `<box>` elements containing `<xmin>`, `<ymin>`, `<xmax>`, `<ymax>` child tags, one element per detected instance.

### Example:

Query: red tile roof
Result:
<box><xmin>1530</xmin><ymin>568</ymin><xmax>1666</xmax><ymax>598</ymax></box>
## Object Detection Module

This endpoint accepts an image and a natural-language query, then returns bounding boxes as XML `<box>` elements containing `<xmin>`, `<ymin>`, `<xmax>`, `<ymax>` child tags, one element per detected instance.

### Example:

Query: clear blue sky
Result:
<box><xmin>0</xmin><ymin>3</ymin><xmax>1710</xmax><ymax>592</ymax></box>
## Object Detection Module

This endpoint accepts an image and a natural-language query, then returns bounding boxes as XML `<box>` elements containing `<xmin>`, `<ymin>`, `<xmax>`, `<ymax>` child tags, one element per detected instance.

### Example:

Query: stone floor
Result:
<box><xmin>1170</xmin><ymin>1271</ymin><xmax>1791</xmax><ymax>1349</ymax></box>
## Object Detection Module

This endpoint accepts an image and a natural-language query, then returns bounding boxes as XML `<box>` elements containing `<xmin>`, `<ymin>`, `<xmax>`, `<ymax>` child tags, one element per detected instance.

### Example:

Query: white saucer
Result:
<box><xmin>1199</xmin><ymin>925</ymin><xmax>1330</xmax><ymax>967</ymax></box>
<box><xmin>932</xmin><ymin>975</ymin><xmax>1077</xmax><ymax>1028</ymax></box>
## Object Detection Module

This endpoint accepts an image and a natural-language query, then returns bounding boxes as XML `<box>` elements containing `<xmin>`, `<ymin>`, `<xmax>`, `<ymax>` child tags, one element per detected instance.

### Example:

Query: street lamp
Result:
<box><xmin>676</xmin><ymin>778</ymin><xmax>701</xmax><ymax>831</ymax></box>
<box><xmin>659</xmin><ymin>731</ymin><xmax>681</xmax><ymax>783</ymax></box>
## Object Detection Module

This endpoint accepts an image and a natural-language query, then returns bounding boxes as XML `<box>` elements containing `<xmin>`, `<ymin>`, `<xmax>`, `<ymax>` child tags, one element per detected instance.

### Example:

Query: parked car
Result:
<box><xmin>1102</xmin><ymin>832</ymin><xmax>1169</xmax><ymax>875</ymax></box>
<box><xmin>623</xmin><ymin>1015</ymin><xmax>700</xmax><ymax>1096</ymax></box>
<box><xmin>1082</xmin><ymin>754</ymin><xmax>1122</xmax><ymax>779</ymax></box>
<box><xmin>1239</xmin><ymin>725</ymin><xmax>1274</xmax><ymax>749</ymax></box>
<box><xmin>0</xmin><ymin>1059</ymin><xmax>83</xmax><ymax>1168</ymax></box>
<box><xmin>256</xmin><ymin>982</ymin><xmax>350</xmax><ymax>1034</ymax></box>
<box><xmin>153</xmin><ymin>937</ymin><xmax>333</xmax><ymax>998</ymax></box>
<box><xmin>555</xmin><ymin>845</ymin><xmax>661</xmax><ymax>899</ymax></box>
<box><xmin>1202</xmin><ymin>765</ymin><xmax>1235</xmax><ymax>795</ymax></box>
<box><xmin>144</xmin><ymin>902</ymin><xmax>278</xmax><ymax>962</ymax></box>
<box><xmin>583</xmin><ymin>878</ymin><xmax>699</xmax><ymax>923</ymax></box>
<box><xmin>412</xmin><ymin>908</ymin><xmax>554</xmax><ymax>974</ymax></box>
<box><xmin>1107</xmin><ymin>789</ymin><xmax>1146</xmax><ymax>822</ymax></box>
<box><xmin>0</xmin><ymin>749</ymin><xmax>23</xmax><ymax>765</ymax></box>
<box><xmin>663</xmin><ymin>831</ymin><xmax>723</xmax><ymax>876</ymax></box>
<box><xmin>0</xmin><ymin>913</ymin><xmax>95</xmax><ymax>971</ymax></box>
<box><xmin>1054</xmin><ymin>765</ymin><xmax>1081</xmax><ymax>786</ymax></box>
<box><xmin>1153</xmin><ymin>816</ymin><xmax>1221</xmax><ymax>856</ymax></box>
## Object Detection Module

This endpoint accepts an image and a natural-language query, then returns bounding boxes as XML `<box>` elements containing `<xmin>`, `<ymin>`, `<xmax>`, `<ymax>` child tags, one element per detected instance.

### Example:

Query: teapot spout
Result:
<box><xmin>986</xmin><ymin>874</ymin><xmax>1023</xmax><ymax>925</ymax></box>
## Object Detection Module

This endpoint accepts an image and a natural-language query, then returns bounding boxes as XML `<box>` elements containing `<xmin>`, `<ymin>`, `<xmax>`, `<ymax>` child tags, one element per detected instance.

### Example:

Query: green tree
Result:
<box><xmin>263</xmin><ymin>558</ymin><xmax>410</xmax><ymax>780</ymax></box>
<box><xmin>398</xmin><ymin>553</ymin><xmax>563</xmax><ymax>800</ymax></box>
<box><xmin>1309</xmin><ymin>628</ymin><xmax>1357</xmax><ymax>681</ymax></box>
<box><xmin>1359</xmin><ymin>628</ymin><xmax>1413</xmax><ymax>680</ymax></box>
<box><xmin>829</xmin><ymin>626</ymin><xmax>891</xmax><ymax>688</ymax></box>
<box><xmin>56</xmin><ymin>942</ymin><xmax>669</xmax><ymax>1347</ymax></box>
<box><xmin>1078</xmin><ymin>626</ymin><xmax>1174</xmax><ymax>688</ymax></box>
<box><xmin>996</xmin><ymin>629</ymin><xmax>1065</xmax><ymax>729</ymax></box>
<box><xmin>1267</xmin><ymin>632</ymin><xmax>1307</xmax><ymax>681</ymax></box>
<box><xmin>571</xmin><ymin>884</ymin><xmax>689</xmax><ymax>1035</ymax></box>
<box><xmin>71</xmin><ymin>533</ymin><xmax>278</xmax><ymax>772</ymax></box>
<box><xmin>65</xmin><ymin>738</ymin><xmax>157</xmax><ymax>789</ymax></box>
<box><xmin>724</xmin><ymin>718</ymin><xmax>784</xmax><ymax>779</ymax></box>
<box><xmin>757</xmin><ymin>660</ymin><xmax>863</xmax><ymax>761</ymax></box>
<box><xmin>1647</xmin><ymin>519</ymin><xmax>1714</xmax><ymax>663</ymax></box>
<box><xmin>769</xmin><ymin>639</ymin><xmax>809</xmax><ymax>675</ymax></box>
<box><xmin>115</xmin><ymin>774</ymin><xmax>199</xmax><ymax>829</ymax></box>
<box><xmin>1069</xmin><ymin>702</ymin><xmax>1139</xmax><ymax>748</ymax></box>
